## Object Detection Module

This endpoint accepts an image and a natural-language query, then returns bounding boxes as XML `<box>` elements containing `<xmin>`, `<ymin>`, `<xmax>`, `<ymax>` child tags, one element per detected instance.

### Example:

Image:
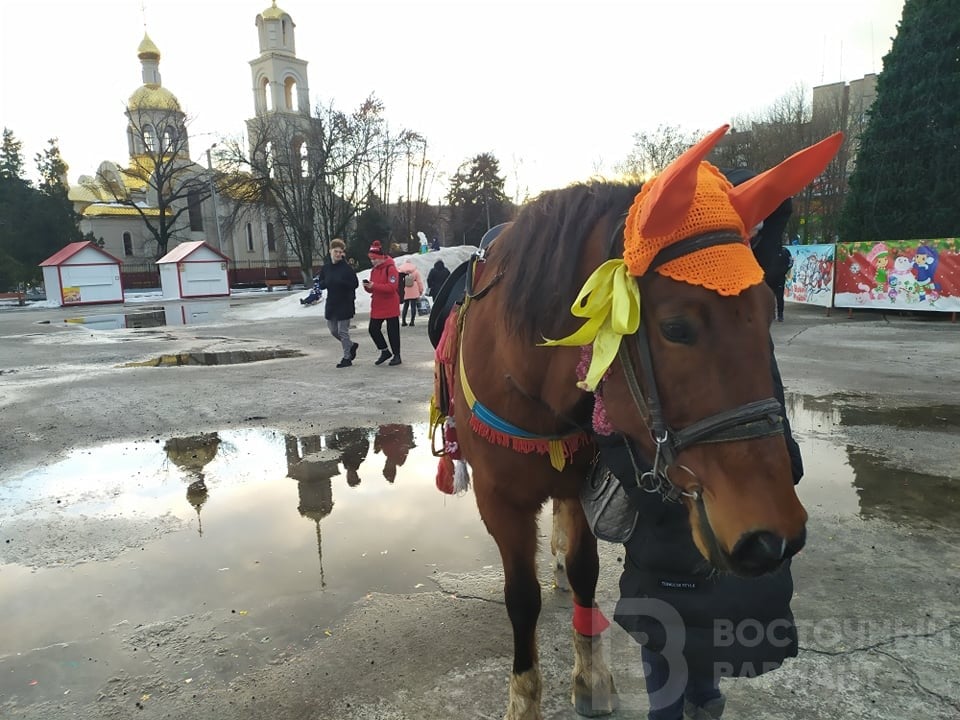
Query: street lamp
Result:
<box><xmin>203</xmin><ymin>143</ymin><xmax>225</xmax><ymax>254</ymax></box>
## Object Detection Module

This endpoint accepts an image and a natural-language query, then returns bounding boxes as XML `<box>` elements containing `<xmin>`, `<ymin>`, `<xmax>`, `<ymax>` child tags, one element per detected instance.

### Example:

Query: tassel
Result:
<box><xmin>453</xmin><ymin>460</ymin><xmax>471</xmax><ymax>493</ymax></box>
<box><xmin>435</xmin><ymin>455</ymin><xmax>455</xmax><ymax>494</ymax></box>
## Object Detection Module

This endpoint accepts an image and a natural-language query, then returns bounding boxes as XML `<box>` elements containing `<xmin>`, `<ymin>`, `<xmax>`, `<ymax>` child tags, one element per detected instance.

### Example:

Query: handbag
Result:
<box><xmin>580</xmin><ymin>460</ymin><xmax>639</xmax><ymax>544</ymax></box>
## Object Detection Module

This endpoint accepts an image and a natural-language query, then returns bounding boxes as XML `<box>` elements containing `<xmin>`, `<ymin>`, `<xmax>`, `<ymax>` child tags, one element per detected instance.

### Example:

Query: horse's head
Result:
<box><xmin>603</xmin><ymin>273</ymin><xmax>803</xmax><ymax>576</ymax></box>
<box><xmin>564</xmin><ymin>126</ymin><xmax>843</xmax><ymax>577</ymax></box>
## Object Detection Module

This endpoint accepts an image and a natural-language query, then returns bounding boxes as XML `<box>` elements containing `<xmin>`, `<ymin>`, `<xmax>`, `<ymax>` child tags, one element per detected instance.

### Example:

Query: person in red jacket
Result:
<box><xmin>361</xmin><ymin>240</ymin><xmax>402</xmax><ymax>366</ymax></box>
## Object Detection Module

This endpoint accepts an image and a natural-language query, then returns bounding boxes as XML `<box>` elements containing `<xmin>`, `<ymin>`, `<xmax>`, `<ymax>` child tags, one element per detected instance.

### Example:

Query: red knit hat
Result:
<box><xmin>368</xmin><ymin>240</ymin><xmax>386</xmax><ymax>257</ymax></box>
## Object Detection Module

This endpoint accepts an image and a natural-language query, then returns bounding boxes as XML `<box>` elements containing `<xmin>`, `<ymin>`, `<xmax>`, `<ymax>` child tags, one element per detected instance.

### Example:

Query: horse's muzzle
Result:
<box><xmin>729</xmin><ymin>527</ymin><xmax>806</xmax><ymax>577</ymax></box>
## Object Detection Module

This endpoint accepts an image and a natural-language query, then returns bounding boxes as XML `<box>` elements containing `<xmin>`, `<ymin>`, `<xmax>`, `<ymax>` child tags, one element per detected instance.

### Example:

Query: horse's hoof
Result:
<box><xmin>573</xmin><ymin>679</ymin><xmax>620</xmax><ymax>717</ymax></box>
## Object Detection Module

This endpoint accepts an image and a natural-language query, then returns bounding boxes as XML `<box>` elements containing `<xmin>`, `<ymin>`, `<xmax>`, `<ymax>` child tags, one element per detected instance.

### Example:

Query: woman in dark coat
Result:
<box><xmin>426</xmin><ymin>260</ymin><xmax>451</xmax><ymax>298</ymax></box>
<box><xmin>614</xmin><ymin>170</ymin><xmax>805</xmax><ymax>720</ymax></box>
<box><xmin>613</xmin><ymin>353</ymin><xmax>802</xmax><ymax>719</ymax></box>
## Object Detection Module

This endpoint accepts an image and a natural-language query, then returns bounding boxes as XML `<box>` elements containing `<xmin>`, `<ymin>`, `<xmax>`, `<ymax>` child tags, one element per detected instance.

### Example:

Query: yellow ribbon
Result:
<box><xmin>540</xmin><ymin>259</ymin><xmax>641</xmax><ymax>391</ymax></box>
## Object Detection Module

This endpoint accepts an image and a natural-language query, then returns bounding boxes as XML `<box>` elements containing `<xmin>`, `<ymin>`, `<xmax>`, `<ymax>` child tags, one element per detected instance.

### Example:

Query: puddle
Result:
<box><xmin>0</xmin><ymin>424</ymin><xmax>505</xmax><ymax>706</ymax></box>
<box><xmin>1</xmin><ymin>400</ymin><xmax>957</xmax><ymax>706</ymax></box>
<box><xmin>63</xmin><ymin>301</ymin><xmax>228</xmax><ymax>329</ymax></box>
<box><xmin>794</xmin><ymin>393</ymin><xmax>960</xmax><ymax>430</ymax></box>
<box><xmin>786</xmin><ymin>394</ymin><xmax>959</xmax><ymax>526</ymax></box>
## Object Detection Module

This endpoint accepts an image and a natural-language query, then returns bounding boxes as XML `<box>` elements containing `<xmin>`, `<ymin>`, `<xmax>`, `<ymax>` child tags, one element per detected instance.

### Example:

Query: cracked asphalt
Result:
<box><xmin>1</xmin><ymin>295</ymin><xmax>957</xmax><ymax>720</ymax></box>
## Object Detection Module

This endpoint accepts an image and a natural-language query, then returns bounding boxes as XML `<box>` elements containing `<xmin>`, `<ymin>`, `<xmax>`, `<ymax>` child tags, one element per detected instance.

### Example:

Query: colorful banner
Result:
<box><xmin>785</xmin><ymin>244</ymin><xmax>835</xmax><ymax>308</ymax></box>
<box><xmin>833</xmin><ymin>239</ymin><xmax>960</xmax><ymax>311</ymax></box>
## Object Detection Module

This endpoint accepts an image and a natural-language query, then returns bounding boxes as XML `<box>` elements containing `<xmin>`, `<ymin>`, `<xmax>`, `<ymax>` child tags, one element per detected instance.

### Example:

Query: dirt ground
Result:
<box><xmin>1</xmin><ymin>295</ymin><xmax>958</xmax><ymax>720</ymax></box>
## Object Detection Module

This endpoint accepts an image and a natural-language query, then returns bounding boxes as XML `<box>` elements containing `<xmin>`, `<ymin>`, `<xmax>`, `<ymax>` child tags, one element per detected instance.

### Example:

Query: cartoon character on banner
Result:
<box><xmin>888</xmin><ymin>255</ymin><xmax>919</xmax><ymax>302</ymax></box>
<box><xmin>913</xmin><ymin>245</ymin><xmax>940</xmax><ymax>303</ymax></box>
<box><xmin>860</xmin><ymin>242</ymin><xmax>889</xmax><ymax>300</ymax></box>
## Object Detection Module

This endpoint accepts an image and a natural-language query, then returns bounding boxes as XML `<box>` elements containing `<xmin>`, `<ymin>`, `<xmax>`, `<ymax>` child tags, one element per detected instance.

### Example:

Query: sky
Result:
<box><xmin>1</xmin><ymin>0</ymin><xmax>906</xmax><ymax>202</ymax></box>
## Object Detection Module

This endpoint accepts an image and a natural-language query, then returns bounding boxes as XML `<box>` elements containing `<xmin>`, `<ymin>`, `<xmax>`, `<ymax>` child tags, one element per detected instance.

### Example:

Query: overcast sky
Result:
<box><xmin>1</xmin><ymin>0</ymin><xmax>905</xmax><ymax>201</ymax></box>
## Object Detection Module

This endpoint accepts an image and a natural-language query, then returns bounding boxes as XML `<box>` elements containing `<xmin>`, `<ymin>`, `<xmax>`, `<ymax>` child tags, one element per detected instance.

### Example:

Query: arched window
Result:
<box><xmin>161</xmin><ymin>127</ymin><xmax>176</xmax><ymax>153</ymax></box>
<box><xmin>293</xmin><ymin>138</ymin><xmax>308</xmax><ymax>177</ymax></box>
<box><xmin>261</xmin><ymin>77</ymin><xmax>272</xmax><ymax>112</ymax></box>
<box><xmin>284</xmin><ymin>77</ymin><xmax>298</xmax><ymax>112</ymax></box>
<box><xmin>143</xmin><ymin>125</ymin><xmax>157</xmax><ymax>153</ymax></box>
<box><xmin>123</xmin><ymin>232</ymin><xmax>133</xmax><ymax>256</ymax></box>
<box><xmin>246</xmin><ymin>223</ymin><xmax>254</xmax><ymax>252</ymax></box>
<box><xmin>266</xmin><ymin>223</ymin><xmax>276</xmax><ymax>252</ymax></box>
<box><xmin>265</xmin><ymin>141</ymin><xmax>275</xmax><ymax>178</ymax></box>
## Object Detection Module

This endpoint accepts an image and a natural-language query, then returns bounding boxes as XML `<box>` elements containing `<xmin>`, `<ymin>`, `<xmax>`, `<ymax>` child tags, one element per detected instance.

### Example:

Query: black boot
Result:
<box><xmin>388</xmin><ymin>355</ymin><xmax>402</xmax><ymax>366</ymax></box>
<box><xmin>375</xmin><ymin>349</ymin><xmax>392</xmax><ymax>365</ymax></box>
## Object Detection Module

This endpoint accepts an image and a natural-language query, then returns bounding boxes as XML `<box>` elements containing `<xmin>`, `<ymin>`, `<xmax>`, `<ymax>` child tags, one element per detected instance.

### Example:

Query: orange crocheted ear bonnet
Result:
<box><xmin>623</xmin><ymin>125</ymin><xmax>844</xmax><ymax>295</ymax></box>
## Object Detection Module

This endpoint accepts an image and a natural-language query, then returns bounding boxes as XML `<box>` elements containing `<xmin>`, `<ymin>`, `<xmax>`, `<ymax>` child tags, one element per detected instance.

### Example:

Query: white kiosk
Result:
<box><xmin>156</xmin><ymin>241</ymin><xmax>230</xmax><ymax>300</ymax></box>
<box><xmin>39</xmin><ymin>242</ymin><xmax>124</xmax><ymax>306</ymax></box>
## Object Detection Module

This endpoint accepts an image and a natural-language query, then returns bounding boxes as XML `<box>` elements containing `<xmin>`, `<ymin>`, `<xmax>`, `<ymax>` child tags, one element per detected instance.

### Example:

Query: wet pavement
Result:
<box><xmin>0</xmin><ymin>297</ymin><xmax>958</xmax><ymax>719</ymax></box>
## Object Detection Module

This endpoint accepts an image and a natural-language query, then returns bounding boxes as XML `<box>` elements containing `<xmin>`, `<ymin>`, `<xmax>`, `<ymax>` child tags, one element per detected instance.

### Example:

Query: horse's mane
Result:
<box><xmin>497</xmin><ymin>181</ymin><xmax>640</xmax><ymax>343</ymax></box>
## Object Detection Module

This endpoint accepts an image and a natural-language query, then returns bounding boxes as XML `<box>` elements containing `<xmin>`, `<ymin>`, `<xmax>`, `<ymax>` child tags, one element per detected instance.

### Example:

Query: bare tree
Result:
<box><xmin>100</xmin><ymin>106</ymin><xmax>210</xmax><ymax>259</ymax></box>
<box><xmin>219</xmin><ymin>94</ymin><xmax>405</xmax><ymax>282</ymax></box>
<box><xmin>616</xmin><ymin>124</ymin><xmax>704</xmax><ymax>181</ymax></box>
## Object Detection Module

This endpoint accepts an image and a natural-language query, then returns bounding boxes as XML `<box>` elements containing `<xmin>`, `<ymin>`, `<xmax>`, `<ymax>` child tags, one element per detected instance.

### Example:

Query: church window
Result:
<box><xmin>161</xmin><ymin>127</ymin><xmax>176</xmax><ymax>154</ymax></box>
<box><xmin>143</xmin><ymin>125</ymin><xmax>158</xmax><ymax>153</ymax></box>
<box><xmin>266</xmin><ymin>223</ymin><xmax>276</xmax><ymax>252</ymax></box>
<box><xmin>265</xmin><ymin>141</ymin><xmax>275</xmax><ymax>178</ymax></box>
<box><xmin>188</xmin><ymin>190</ymin><xmax>203</xmax><ymax>231</ymax></box>
<box><xmin>123</xmin><ymin>232</ymin><xmax>133</xmax><ymax>256</ymax></box>
<box><xmin>284</xmin><ymin>77</ymin><xmax>298</xmax><ymax>112</ymax></box>
<box><xmin>261</xmin><ymin>77</ymin><xmax>272</xmax><ymax>112</ymax></box>
<box><xmin>246</xmin><ymin>223</ymin><xmax>254</xmax><ymax>252</ymax></box>
<box><xmin>293</xmin><ymin>139</ymin><xmax>308</xmax><ymax>177</ymax></box>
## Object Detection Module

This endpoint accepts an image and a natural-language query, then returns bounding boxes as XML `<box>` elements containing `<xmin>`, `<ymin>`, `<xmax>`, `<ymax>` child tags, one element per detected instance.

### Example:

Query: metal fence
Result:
<box><xmin>120</xmin><ymin>260</ymin><xmax>306</xmax><ymax>289</ymax></box>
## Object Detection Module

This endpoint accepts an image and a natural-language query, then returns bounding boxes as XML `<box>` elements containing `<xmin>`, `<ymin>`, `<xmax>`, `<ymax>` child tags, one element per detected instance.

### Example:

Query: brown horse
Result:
<box><xmin>436</xmin><ymin>126</ymin><xmax>842</xmax><ymax>719</ymax></box>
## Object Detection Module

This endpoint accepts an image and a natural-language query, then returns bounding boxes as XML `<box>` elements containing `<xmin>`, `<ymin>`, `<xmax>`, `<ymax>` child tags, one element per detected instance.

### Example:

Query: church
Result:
<box><xmin>67</xmin><ymin>2</ymin><xmax>314</xmax><ymax>285</ymax></box>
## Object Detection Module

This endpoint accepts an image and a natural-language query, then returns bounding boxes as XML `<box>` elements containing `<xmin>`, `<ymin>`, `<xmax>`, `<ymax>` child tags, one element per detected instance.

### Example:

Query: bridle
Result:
<box><xmin>606</xmin><ymin>223</ymin><xmax>786</xmax><ymax>502</ymax></box>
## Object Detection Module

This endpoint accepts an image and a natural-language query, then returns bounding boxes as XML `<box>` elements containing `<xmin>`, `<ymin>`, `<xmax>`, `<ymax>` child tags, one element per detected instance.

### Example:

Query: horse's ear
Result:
<box><xmin>639</xmin><ymin>125</ymin><xmax>730</xmax><ymax>238</ymax></box>
<box><xmin>729</xmin><ymin>132</ymin><xmax>844</xmax><ymax>232</ymax></box>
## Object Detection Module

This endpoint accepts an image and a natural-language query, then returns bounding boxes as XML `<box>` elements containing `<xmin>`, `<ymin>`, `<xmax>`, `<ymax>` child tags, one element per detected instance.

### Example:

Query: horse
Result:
<box><xmin>430</xmin><ymin>125</ymin><xmax>842</xmax><ymax>719</ymax></box>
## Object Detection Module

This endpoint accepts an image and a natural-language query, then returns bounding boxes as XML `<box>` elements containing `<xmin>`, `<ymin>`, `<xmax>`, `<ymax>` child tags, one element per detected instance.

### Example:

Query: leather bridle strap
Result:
<box><xmin>617</xmin><ymin>308</ymin><xmax>785</xmax><ymax>471</ymax></box>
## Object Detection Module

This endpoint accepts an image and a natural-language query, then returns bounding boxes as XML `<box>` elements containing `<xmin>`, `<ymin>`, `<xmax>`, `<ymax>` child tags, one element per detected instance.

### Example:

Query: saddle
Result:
<box><xmin>427</xmin><ymin>222</ymin><xmax>512</xmax><ymax>349</ymax></box>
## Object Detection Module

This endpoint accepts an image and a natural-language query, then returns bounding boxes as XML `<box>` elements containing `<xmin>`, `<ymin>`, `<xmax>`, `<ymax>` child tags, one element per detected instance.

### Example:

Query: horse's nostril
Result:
<box><xmin>731</xmin><ymin>531</ymin><xmax>787</xmax><ymax>576</ymax></box>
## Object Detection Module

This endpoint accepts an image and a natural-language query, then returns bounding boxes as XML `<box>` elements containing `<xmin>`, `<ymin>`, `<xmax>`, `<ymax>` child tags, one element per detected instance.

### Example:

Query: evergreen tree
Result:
<box><xmin>840</xmin><ymin>0</ymin><xmax>960</xmax><ymax>241</ymax></box>
<box><xmin>0</xmin><ymin>128</ymin><xmax>33</xmax><ymax>290</ymax></box>
<box><xmin>0</xmin><ymin>133</ymin><xmax>82</xmax><ymax>290</ymax></box>
<box><xmin>446</xmin><ymin>153</ymin><xmax>513</xmax><ymax>247</ymax></box>
<box><xmin>33</xmin><ymin>139</ymin><xmax>82</xmax><ymax>261</ymax></box>
<box><xmin>0</xmin><ymin>128</ymin><xmax>27</xmax><ymax>182</ymax></box>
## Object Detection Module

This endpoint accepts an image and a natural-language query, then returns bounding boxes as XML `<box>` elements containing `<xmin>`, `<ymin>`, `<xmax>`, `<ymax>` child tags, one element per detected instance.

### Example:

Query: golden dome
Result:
<box><xmin>128</xmin><ymin>84</ymin><xmax>181</xmax><ymax>111</ymax></box>
<box><xmin>137</xmin><ymin>32</ymin><xmax>160</xmax><ymax>60</ymax></box>
<box><xmin>261</xmin><ymin>1</ymin><xmax>287</xmax><ymax>20</ymax></box>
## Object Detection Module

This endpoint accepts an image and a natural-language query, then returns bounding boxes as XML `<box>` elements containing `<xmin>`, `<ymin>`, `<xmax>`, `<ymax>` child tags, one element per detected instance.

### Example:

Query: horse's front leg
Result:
<box><xmin>478</xmin><ymin>491</ymin><xmax>544</xmax><ymax>720</ymax></box>
<box><xmin>554</xmin><ymin>498</ymin><xmax>619</xmax><ymax>717</ymax></box>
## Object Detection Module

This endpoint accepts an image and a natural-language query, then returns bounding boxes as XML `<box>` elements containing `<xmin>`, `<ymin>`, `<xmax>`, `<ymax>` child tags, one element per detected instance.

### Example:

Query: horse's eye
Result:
<box><xmin>659</xmin><ymin>319</ymin><xmax>696</xmax><ymax>344</ymax></box>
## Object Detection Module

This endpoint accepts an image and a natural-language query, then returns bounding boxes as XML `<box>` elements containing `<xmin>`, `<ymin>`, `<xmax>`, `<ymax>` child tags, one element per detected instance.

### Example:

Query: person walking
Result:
<box><xmin>362</xmin><ymin>240</ymin><xmax>402</xmax><ymax>366</ymax></box>
<box><xmin>426</xmin><ymin>259</ymin><xmax>451</xmax><ymax>298</ymax></box>
<box><xmin>318</xmin><ymin>238</ymin><xmax>359</xmax><ymax>368</ymax></box>
<box><xmin>396</xmin><ymin>259</ymin><xmax>425</xmax><ymax>327</ymax></box>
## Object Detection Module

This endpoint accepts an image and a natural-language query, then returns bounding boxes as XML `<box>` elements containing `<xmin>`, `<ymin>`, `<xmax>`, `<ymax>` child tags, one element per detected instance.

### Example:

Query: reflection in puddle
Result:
<box><xmin>63</xmin><ymin>301</ymin><xmax>228</xmax><ymax>329</ymax></box>
<box><xmin>2</xmin><ymin>398</ymin><xmax>957</xmax><ymax>706</ymax></box>
<box><xmin>0</xmin><ymin>424</ymin><xmax>502</xmax><ymax>707</ymax></box>
<box><xmin>786</xmin><ymin>394</ymin><xmax>959</xmax><ymax>526</ymax></box>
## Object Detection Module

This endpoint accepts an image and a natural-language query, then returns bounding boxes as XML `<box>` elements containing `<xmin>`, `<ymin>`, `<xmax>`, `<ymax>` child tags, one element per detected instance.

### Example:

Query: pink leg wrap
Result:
<box><xmin>573</xmin><ymin>602</ymin><xmax>610</xmax><ymax>636</ymax></box>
